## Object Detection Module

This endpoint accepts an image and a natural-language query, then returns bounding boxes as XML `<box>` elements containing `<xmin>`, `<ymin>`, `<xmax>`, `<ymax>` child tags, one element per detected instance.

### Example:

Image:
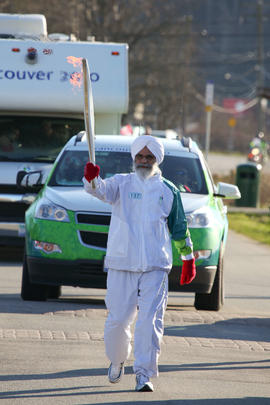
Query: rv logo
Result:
<box><xmin>0</xmin><ymin>69</ymin><xmax>100</xmax><ymax>82</ymax></box>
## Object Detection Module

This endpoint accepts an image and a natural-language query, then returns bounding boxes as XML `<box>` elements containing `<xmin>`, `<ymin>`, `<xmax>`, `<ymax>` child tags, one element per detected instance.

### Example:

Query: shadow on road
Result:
<box><xmin>164</xmin><ymin>316</ymin><xmax>270</xmax><ymax>342</ymax></box>
<box><xmin>0</xmin><ymin>293</ymin><xmax>106</xmax><ymax>313</ymax></box>
<box><xmin>0</xmin><ymin>363</ymin><xmax>269</xmax><ymax>403</ymax></box>
<box><xmin>0</xmin><ymin>364</ymin><xmax>269</xmax><ymax>404</ymax></box>
<box><xmin>1</xmin><ymin>361</ymin><xmax>270</xmax><ymax>383</ymax></box>
<box><xmin>0</xmin><ymin>395</ymin><xmax>269</xmax><ymax>404</ymax></box>
<box><xmin>159</xmin><ymin>359</ymin><xmax>270</xmax><ymax>373</ymax></box>
<box><xmin>0</xmin><ymin>393</ymin><xmax>269</xmax><ymax>404</ymax></box>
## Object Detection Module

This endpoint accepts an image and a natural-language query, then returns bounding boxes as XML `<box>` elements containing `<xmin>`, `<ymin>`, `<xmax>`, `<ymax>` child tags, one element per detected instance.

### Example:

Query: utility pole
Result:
<box><xmin>257</xmin><ymin>0</ymin><xmax>265</xmax><ymax>133</ymax></box>
<box><xmin>204</xmin><ymin>81</ymin><xmax>214</xmax><ymax>161</ymax></box>
<box><xmin>179</xmin><ymin>15</ymin><xmax>193</xmax><ymax>135</ymax></box>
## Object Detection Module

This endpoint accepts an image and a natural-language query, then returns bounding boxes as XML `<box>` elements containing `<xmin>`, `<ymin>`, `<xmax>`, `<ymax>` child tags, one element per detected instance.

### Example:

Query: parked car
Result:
<box><xmin>18</xmin><ymin>133</ymin><xmax>240</xmax><ymax>310</ymax></box>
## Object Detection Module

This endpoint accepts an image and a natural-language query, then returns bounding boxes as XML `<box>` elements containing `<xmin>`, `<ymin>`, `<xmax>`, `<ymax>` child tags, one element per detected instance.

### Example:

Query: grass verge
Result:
<box><xmin>227</xmin><ymin>213</ymin><xmax>270</xmax><ymax>246</ymax></box>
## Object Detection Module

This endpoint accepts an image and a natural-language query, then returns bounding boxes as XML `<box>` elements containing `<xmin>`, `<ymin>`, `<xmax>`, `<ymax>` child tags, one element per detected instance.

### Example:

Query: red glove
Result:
<box><xmin>84</xmin><ymin>162</ymin><xmax>100</xmax><ymax>182</ymax></box>
<box><xmin>180</xmin><ymin>258</ymin><xmax>196</xmax><ymax>285</ymax></box>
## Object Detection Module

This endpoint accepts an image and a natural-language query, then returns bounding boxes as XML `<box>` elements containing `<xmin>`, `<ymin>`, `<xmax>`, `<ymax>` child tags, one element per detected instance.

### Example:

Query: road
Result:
<box><xmin>0</xmin><ymin>230</ymin><xmax>270</xmax><ymax>403</ymax></box>
<box><xmin>207</xmin><ymin>153</ymin><xmax>270</xmax><ymax>175</ymax></box>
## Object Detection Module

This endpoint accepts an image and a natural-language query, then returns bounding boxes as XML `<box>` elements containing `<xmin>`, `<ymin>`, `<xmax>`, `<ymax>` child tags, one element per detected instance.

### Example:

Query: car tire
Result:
<box><xmin>21</xmin><ymin>253</ymin><xmax>48</xmax><ymax>301</ymax></box>
<box><xmin>194</xmin><ymin>244</ymin><xmax>224</xmax><ymax>311</ymax></box>
<box><xmin>47</xmin><ymin>286</ymin><xmax>61</xmax><ymax>299</ymax></box>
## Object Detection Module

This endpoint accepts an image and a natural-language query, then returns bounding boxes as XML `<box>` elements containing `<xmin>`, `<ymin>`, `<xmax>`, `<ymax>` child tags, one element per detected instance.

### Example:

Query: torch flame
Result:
<box><xmin>66</xmin><ymin>56</ymin><xmax>83</xmax><ymax>88</ymax></box>
<box><xmin>66</xmin><ymin>55</ymin><xmax>82</xmax><ymax>67</ymax></box>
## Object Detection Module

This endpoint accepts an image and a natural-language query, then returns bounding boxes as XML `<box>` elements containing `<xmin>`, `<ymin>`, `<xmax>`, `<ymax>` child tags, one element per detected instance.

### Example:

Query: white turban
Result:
<box><xmin>131</xmin><ymin>135</ymin><xmax>164</xmax><ymax>165</ymax></box>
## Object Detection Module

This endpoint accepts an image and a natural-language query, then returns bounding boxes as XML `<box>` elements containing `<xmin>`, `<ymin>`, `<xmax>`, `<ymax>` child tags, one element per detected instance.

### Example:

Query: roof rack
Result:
<box><xmin>74</xmin><ymin>131</ymin><xmax>85</xmax><ymax>144</ymax></box>
<box><xmin>180</xmin><ymin>136</ymin><xmax>192</xmax><ymax>151</ymax></box>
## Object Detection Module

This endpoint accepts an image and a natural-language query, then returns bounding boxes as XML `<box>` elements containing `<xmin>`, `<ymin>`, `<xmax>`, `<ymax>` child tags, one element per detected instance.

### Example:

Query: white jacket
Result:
<box><xmin>84</xmin><ymin>172</ymin><xmax>193</xmax><ymax>273</ymax></box>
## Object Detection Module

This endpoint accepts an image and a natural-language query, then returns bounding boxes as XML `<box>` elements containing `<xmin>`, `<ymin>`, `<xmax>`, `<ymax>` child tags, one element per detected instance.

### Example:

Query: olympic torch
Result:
<box><xmin>82</xmin><ymin>58</ymin><xmax>96</xmax><ymax>188</ymax></box>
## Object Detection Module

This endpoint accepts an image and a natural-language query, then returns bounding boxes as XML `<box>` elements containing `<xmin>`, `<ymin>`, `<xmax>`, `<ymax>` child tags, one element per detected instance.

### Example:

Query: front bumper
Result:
<box><xmin>27</xmin><ymin>256</ymin><xmax>107</xmax><ymax>289</ymax></box>
<box><xmin>27</xmin><ymin>255</ymin><xmax>217</xmax><ymax>293</ymax></box>
<box><xmin>169</xmin><ymin>264</ymin><xmax>217</xmax><ymax>293</ymax></box>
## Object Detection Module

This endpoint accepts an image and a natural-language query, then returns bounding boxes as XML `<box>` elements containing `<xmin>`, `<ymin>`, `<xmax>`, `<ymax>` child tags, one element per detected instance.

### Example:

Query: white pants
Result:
<box><xmin>104</xmin><ymin>269</ymin><xmax>168</xmax><ymax>378</ymax></box>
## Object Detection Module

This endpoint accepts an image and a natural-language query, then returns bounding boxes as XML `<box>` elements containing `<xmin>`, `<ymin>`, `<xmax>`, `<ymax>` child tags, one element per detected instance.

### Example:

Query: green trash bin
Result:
<box><xmin>235</xmin><ymin>162</ymin><xmax>261</xmax><ymax>207</ymax></box>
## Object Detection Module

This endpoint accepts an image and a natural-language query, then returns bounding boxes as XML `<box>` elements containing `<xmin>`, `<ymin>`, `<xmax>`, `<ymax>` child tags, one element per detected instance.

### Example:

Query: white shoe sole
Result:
<box><xmin>135</xmin><ymin>381</ymin><xmax>154</xmax><ymax>392</ymax></box>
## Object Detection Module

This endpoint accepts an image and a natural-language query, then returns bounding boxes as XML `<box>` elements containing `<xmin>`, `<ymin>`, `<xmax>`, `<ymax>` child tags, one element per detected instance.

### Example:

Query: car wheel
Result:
<box><xmin>47</xmin><ymin>286</ymin><xmax>61</xmax><ymax>299</ymax></box>
<box><xmin>194</xmin><ymin>244</ymin><xmax>224</xmax><ymax>311</ymax></box>
<box><xmin>21</xmin><ymin>253</ymin><xmax>48</xmax><ymax>301</ymax></box>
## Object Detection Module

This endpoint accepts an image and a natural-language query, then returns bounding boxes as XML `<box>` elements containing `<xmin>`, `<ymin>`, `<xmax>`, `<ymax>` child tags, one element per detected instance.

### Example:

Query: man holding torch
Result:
<box><xmin>83</xmin><ymin>134</ymin><xmax>196</xmax><ymax>392</ymax></box>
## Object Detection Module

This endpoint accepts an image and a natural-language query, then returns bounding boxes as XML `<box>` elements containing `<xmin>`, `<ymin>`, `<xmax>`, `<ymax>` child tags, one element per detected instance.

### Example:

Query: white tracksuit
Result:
<box><xmin>84</xmin><ymin>172</ymin><xmax>192</xmax><ymax>378</ymax></box>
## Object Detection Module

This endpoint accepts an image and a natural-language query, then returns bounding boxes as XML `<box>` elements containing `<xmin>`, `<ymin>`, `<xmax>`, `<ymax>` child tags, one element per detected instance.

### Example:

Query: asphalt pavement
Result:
<box><xmin>0</xmin><ymin>229</ymin><xmax>270</xmax><ymax>404</ymax></box>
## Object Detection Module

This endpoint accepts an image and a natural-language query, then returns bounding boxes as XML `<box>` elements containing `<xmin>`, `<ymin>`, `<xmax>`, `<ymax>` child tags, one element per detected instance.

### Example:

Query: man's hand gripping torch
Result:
<box><xmin>82</xmin><ymin>58</ymin><xmax>96</xmax><ymax>189</ymax></box>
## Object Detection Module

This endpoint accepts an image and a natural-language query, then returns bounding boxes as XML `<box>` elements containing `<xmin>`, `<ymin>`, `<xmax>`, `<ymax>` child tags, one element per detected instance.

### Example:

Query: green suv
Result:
<box><xmin>19</xmin><ymin>133</ymin><xmax>240</xmax><ymax>310</ymax></box>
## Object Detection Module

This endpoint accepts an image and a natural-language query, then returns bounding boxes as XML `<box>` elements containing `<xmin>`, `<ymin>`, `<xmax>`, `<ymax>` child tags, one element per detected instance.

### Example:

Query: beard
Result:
<box><xmin>133</xmin><ymin>162</ymin><xmax>160</xmax><ymax>179</ymax></box>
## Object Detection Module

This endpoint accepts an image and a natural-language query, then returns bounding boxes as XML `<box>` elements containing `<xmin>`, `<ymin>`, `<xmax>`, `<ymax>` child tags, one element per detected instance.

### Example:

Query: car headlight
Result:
<box><xmin>186</xmin><ymin>207</ymin><xmax>214</xmax><ymax>228</ymax></box>
<box><xmin>35</xmin><ymin>197</ymin><xmax>70</xmax><ymax>222</ymax></box>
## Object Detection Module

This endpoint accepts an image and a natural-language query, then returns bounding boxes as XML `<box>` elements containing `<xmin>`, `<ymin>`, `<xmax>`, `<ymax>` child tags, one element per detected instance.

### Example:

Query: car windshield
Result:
<box><xmin>48</xmin><ymin>150</ymin><xmax>208</xmax><ymax>194</ymax></box>
<box><xmin>0</xmin><ymin>116</ymin><xmax>84</xmax><ymax>162</ymax></box>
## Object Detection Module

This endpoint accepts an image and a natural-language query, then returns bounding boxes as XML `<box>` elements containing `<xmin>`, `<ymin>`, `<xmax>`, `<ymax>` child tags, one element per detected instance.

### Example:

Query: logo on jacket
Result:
<box><xmin>129</xmin><ymin>192</ymin><xmax>142</xmax><ymax>199</ymax></box>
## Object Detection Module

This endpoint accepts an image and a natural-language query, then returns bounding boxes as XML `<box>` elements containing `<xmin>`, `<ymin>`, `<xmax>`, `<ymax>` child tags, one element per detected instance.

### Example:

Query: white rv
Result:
<box><xmin>0</xmin><ymin>13</ymin><xmax>129</xmax><ymax>246</ymax></box>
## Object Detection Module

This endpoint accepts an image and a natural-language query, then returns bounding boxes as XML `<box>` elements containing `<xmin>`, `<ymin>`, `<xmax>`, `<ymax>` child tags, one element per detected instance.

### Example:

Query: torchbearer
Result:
<box><xmin>83</xmin><ymin>134</ymin><xmax>196</xmax><ymax>392</ymax></box>
<box><xmin>82</xmin><ymin>58</ymin><xmax>96</xmax><ymax>189</ymax></box>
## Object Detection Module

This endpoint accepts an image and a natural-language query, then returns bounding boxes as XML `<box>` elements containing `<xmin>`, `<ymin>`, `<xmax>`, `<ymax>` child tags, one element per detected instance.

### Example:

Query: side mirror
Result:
<box><xmin>214</xmin><ymin>182</ymin><xmax>241</xmax><ymax>199</ymax></box>
<box><xmin>16</xmin><ymin>170</ymin><xmax>45</xmax><ymax>192</ymax></box>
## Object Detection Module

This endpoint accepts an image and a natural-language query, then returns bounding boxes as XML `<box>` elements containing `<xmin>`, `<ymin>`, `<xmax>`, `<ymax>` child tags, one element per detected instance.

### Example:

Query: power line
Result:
<box><xmin>189</xmin><ymin>84</ymin><xmax>258</xmax><ymax>114</ymax></box>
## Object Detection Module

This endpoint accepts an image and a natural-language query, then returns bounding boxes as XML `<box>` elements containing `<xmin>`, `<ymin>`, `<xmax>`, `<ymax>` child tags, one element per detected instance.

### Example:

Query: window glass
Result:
<box><xmin>0</xmin><ymin>116</ymin><xmax>84</xmax><ymax>162</ymax></box>
<box><xmin>49</xmin><ymin>150</ymin><xmax>133</xmax><ymax>186</ymax></box>
<box><xmin>49</xmin><ymin>149</ymin><xmax>208</xmax><ymax>194</ymax></box>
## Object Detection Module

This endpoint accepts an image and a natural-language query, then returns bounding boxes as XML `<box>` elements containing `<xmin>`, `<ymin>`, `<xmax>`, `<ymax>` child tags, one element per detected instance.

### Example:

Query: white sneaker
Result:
<box><xmin>135</xmin><ymin>374</ymin><xmax>154</xmax><ymax>392</ymax></box>
<box><xmin>108</xmin><ymin>362</ymin><xmax>124</xmax><ymax>383</ymax></box>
